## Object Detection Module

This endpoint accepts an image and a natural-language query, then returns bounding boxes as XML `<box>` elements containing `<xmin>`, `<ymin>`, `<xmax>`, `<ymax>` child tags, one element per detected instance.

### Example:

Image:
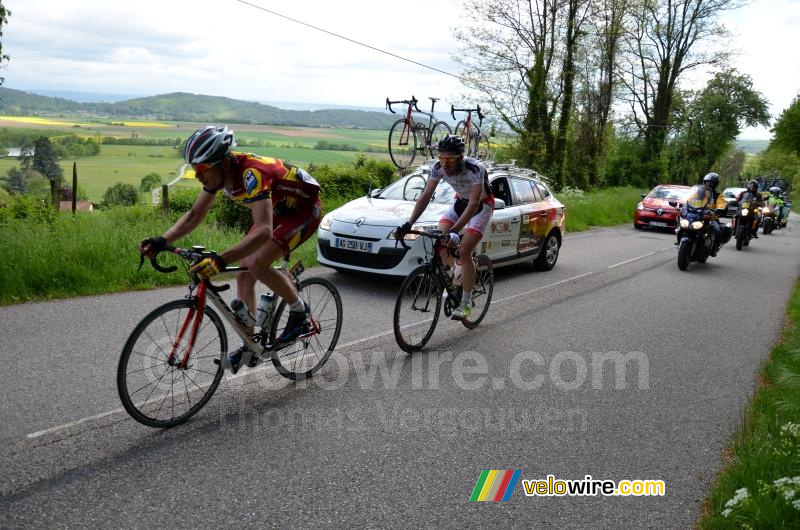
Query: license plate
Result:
<box><xmin>650</xmin><ymin>221</ymin><xmax>667</xmax><ymax>227</ymax></box>
<box><xmin>335</xmin><ymin>237</ymin><xmax>373</xmax><ymax>253</ymax></box>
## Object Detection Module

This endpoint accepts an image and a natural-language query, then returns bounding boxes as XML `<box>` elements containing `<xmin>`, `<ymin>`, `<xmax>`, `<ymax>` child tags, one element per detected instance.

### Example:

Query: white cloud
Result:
<box><xmin>2</xmin><ymin>0</ymin><xmax>798</xmax><ymax>141</ymax></box>
<box><xmin>3</xmin><ymin>0</ymin><xmax>469</xmax><ymax>107</ymax></box>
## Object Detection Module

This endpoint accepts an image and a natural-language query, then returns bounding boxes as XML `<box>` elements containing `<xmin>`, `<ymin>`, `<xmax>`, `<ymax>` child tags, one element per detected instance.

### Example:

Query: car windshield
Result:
<box><xmin>724</xmin><ymin>188</ymin><xmax>745</xmax><ymax>199</ymax></box>
<box><xmin>649</xmin><ymin>186</ymin><xmax>688</xmax><ymax>199</ymax></box>
<box><xmin>378</xmin><ymin>174</ymin><xmax>457</xmax><ymax>204</ymax></box>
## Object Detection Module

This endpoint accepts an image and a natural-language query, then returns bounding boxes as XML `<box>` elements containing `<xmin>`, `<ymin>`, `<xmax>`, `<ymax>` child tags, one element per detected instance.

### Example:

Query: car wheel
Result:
<box><xmin>533</xmin><ymin>232</ymin><xmax>560</xmax><ymax>271</ymax></box>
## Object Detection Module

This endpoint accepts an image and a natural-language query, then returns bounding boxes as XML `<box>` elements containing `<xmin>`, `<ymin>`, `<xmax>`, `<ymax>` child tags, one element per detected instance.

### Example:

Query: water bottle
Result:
<box><xmin>255</xmin><ymin>293</ymin><xmax>275</xmax><ymax>328</ymax></box>
<box><xmin>231</xmin><ymin>298</ymin><xmax>255</xmax><ymax>327</ymax></box>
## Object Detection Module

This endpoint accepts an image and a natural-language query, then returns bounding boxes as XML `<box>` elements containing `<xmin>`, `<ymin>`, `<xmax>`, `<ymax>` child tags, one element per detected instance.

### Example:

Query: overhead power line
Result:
<box><xmin>234</xmin><ymin>0</ymin><xmax>463</xmax><ymax>81</ymax></box>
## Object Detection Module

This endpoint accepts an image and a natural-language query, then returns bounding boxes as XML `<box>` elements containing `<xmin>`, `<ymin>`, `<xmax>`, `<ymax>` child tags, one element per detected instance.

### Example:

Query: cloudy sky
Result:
<box><xmin>3</xmin><ymin>0</ymin><xmax>799</xmax><ymax>139</ymax></box>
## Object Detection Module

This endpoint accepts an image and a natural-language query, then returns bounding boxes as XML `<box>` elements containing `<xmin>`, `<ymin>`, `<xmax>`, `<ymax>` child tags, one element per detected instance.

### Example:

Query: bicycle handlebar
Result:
<box><xmin>138</xmin><ymin>245</ymin><xmax>246</xmax><ymax>288</ymax></box>
<box><xmin>386</xmin><ymin>96</ymin><xmax>420</xmax><ymax>115</ymax></box>
<box><xmin>451</xmin><ymin>104</ymin><xmax>486</xmax><ymax>123</ymax></box>
<box><xmin>394</xmin><ymin>229</ymin><xmax>460</xmax><ymax>259</ymax></box>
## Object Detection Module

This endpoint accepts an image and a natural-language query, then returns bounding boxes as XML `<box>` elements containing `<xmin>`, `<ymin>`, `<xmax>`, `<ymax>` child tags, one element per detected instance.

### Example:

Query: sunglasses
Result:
<box><xmin>192</xmin><ymin>160</ymin><xmax>219</xmax><ymax>174</ymax></box>
<box><xmin>438</xmin><ymin>154</ymin><xmax>462</xmax><ymax>162</ymax></box>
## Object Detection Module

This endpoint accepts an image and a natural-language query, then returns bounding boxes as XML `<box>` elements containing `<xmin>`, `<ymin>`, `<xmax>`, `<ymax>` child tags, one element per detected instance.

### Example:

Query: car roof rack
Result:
<box><xmin>486</xmin><ymin>162</ymin><xmax>550</xmax><ymax>185</ymax></box>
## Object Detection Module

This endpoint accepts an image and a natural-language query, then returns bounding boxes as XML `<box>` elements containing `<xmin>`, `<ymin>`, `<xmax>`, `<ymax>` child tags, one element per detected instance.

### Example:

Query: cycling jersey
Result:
<box><xmin>223</xmin><ymin>152</ymin><xmax>320</xmax><ymax>210</ymax></box>
<box><xmin>429</xmin><ymin>156</ymin><xmax>494</xmax><ymax>206</ymax></box>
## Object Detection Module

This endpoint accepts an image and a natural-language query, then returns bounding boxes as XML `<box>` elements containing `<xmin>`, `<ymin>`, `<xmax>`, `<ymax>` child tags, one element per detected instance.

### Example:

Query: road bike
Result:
<box><xmin>386</xmin><ymin>95</ymin><xmax>452</xmax><ymax>169</ymax></box>
<box><xmin>452</xmin><ymin>104</ymin><xmax>491</xmax><ymax>160</ymax></box>
<box><xmin>117</xmin><ymin>245</ymin><xmax>342</xmax><ymax>428</ymax></box>
<box><xmin>393</xmin><ymin>230</ymin><xmax>494</xmax><ymax>352</ymax></box>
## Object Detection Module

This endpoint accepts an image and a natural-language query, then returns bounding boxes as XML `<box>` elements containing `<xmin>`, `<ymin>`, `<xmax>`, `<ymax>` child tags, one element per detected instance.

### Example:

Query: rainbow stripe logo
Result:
<box><xmin>470</xmin><ymin>470</ymin><xmax>522</xmax><ymax>501</ymax></box>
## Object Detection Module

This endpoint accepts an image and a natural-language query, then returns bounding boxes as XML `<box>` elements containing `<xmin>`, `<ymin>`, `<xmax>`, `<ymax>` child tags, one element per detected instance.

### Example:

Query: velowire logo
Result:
<box><xmin>469</xmin><ymin>470</ymin><xmax>521</xmax><ymax>501</ymax></box>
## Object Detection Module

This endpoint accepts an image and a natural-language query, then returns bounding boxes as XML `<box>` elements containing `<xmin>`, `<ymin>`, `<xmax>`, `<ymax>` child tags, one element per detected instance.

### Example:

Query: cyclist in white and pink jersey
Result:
<box><xmin>397</xmin><ymin>135</ymin><xmax>494</xmax><ymax>320</ymax></box>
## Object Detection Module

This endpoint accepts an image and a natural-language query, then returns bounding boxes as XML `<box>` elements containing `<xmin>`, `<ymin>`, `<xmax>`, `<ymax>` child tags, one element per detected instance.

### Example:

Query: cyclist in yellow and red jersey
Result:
<box><xmin>139</xmin><ymin>125</ymin><xmax>321</xmax><ymax>372</ymax></box>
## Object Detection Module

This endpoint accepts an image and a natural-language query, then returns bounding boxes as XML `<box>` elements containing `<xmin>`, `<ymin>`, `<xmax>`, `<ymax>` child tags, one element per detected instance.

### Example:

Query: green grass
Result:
<box><xmin>699</xmin><ymin>280</ymin><xmax>800</xmax><ymax>528</ymax></box>
<box><xmin>560</xmin><ymin>187</ymin><xmax>645</xmax><ymax>232</ymax></box>
<box><xmin>0</xmin><ymin>195</ymin><xmax>350</xmax><ymax>305</ymax></box>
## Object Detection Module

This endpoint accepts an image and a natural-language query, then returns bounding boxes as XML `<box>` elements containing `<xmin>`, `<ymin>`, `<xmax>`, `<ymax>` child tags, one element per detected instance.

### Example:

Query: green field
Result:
<box><xmin>0</xmin><ymin>117</ymin><xmax>395</xmax><ymax>201</ymax></box>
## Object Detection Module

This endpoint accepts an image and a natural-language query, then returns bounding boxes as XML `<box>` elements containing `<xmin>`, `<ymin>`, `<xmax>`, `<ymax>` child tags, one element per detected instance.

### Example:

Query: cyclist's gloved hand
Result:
<box><xmin>189</xmin><ymin>252</ymin><xmax>227</xmax><ymax>279</ymax></box>
<box><xmin>396</xmin><ymin>221</ymin><xmax>412</xmax><ymax>239</ymax></box>
<box><xmin>140</xmin><ymin>236</ymin><xmax>167</xmax><ymax>258</ymax></box>
<box><xmin>447</xmin><ymin>231</ymin><xmax>461</xmax><ymax>247</ymax></box>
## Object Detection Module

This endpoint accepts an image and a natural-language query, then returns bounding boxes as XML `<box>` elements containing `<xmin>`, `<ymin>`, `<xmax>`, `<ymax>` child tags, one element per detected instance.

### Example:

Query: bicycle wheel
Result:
<box><xmin>394</xmin><ymin>265</ymin><xmax>442</xmax><ymax>352</ymax></box>
<box><xmin>476</xmin><ymin>134</ymin><xmax>491</xmax><ymax>161</ymax></box>
<box><xmin>269</xmin><ymin>277</ymin><xmax>343</xmax><ymax>380</ymax></box>
<box><xmin>388</xmin><ymin>119</ymin><xmax>417</xmax><ymax>169</ymax></box>
<box><xmin>428</xmin><ymin>121</ymin><xmax>453</xmax><ymax>158</ymax></box>
<box><xmin>117</xmin><ymin>299</ymin><xmax>226</xmax><ymax>428</ymax></box>
<box><xmin>461</xmin><ymin>254</ymin><xmax>493</xmax><ymax>329</ymax></box>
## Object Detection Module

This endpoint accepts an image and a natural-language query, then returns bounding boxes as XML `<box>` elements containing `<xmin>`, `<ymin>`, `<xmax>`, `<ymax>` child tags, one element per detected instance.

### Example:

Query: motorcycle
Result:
<box><xmin>762</xmin><ymin>204</ymin><xmax>778</xmax><ymax>234</ymax></box>
<box><xmin>730</xmin><ymin>192</ymin><xmax>761</xmax><ymax>251</ymax></box>
<box><xmin>672</xmin><ymin>200</ymin><xmax>731</xmax><ymax>270</ymax></box>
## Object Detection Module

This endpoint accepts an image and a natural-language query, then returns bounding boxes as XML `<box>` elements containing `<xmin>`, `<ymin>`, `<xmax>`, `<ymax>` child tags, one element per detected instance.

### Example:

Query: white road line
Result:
<box><xmin>607</xmin><ymin>247</ymin><xmax>672</xmax><ymax>269</ymax></box>
<box><xmin>27</xmin><ymin>408</ymin><xmax>124</xmax><ymax>439</ymax></box>
<box><xmin>491</xmin><ymin>272</ymin><xmax>595</xmax><ymax>305</ymax></box>
<box><xmin>23</xmin><ymin>251</ymin><xmax>665</xmax><ymax>440</ymax></box>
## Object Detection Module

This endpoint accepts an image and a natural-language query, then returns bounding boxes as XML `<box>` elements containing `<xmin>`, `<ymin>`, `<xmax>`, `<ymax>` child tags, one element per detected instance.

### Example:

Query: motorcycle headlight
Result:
<box><xmin>319</xmin><ymin>213</ymin><xmax>333</xmax><ymax>231</ymax></box>
<box><xmin>741</xmin><ymin>208</ymin><xmax>749</xmax><ymax>216</ymax></box>
<box><xmin>637</xmin><ymin>202</ymin><xmax>644</xmax><ymax>211</ymax></box>
<box><xmin>691</xmin><ymin>221</ymin><xmax>704</xmax><ymax>230</ymax></box>
<box><xmin>680</xmin><ymin>218</ymin><xmax>689</xmax><ymax>228</ymax></box>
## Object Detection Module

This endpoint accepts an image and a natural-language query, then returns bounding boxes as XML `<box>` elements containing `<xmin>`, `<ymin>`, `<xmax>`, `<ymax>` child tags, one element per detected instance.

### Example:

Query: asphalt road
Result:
<box><xmin>1</xmin><ymin>219</ymin><xmax>798</xmax><ymax>527</ymax></box>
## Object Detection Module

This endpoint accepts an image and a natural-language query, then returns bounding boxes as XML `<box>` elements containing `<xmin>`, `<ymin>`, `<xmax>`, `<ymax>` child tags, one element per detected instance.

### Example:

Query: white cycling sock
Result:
<box><xmin>289</xmin><ymin>300</ymin><xmax>305</xmax><ymax>313</ymax></box>
<box><xmin>462</xmin><ymin>290</ymin><xmax>473</xmax><ymax>305</ymax></box>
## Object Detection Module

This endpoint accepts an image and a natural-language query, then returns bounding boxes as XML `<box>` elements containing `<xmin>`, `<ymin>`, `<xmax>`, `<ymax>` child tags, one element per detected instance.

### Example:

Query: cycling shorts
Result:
<box><xmin>249</xmin><ymin>197</ymin><xmax>322</xmax><ymax>257</ymax></box>
<box><xmin>439</xmin><ymin>197</ymin><xmax>494</xmax><ymax>237</ymax></box>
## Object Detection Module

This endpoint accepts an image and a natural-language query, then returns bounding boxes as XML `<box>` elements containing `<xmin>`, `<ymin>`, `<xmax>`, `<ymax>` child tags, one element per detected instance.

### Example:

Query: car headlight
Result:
<box><xmin>740</xmin><ymin>208</ymin><xmax>749</xmax><ymax>217</ymax></box>
<box><xmin>389</xmin><ymin>223</ymin><xmax>435</xmax><ymax>241</ymax></box>
<box><xmin>691</xmin><ymin>221</ymin><xmax>704</xmax><ymax>230</ymax></box>
<box><xmin>636</xmin><ymin>202</ymin><xmax>644</xmax><ymax>211</ymax></box>
<box><xmin>680</xmin><ymin>218</ymin><xmax>689</xmax><ymax>228</ymax></box>
<box><xmin>320</xmin><ymin>213</ymin><xmax>333</xmax><ymax>231</ymax></box>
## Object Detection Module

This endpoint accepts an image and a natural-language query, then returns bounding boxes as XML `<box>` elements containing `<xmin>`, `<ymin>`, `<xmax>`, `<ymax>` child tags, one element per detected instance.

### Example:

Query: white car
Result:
<box><xmin>316</xmin><ymin>162</ymin><xmax>566</xmax><ymax>276</ymax></box>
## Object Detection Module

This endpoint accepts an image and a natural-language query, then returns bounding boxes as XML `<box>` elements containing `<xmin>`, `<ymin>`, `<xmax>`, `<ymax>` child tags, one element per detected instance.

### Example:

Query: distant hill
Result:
<box><xmin>0</xmin><ymin>87</ymin><xmax>398</xmax><ymax>130</ymax></box>
<box><xmin>735</xmin><ymin>138</ymin><xmax>770</xmax><ymax>155</ymax></box>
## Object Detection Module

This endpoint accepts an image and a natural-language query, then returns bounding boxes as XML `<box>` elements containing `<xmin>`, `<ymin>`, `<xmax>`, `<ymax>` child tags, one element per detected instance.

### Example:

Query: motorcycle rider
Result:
<box><xmin>768</xmin><ymin>186</ymin><xmax>785</xmax><ymax>227</ymax></box>
<box><xmin>736</xmin><ymin>179</ymin><xmax>764</xmax><ymax>238</ymax></box>
<box><xmin>676</xmin><ymin>173</ymin><xmax>728</xmax><ymax>255</ymax></box>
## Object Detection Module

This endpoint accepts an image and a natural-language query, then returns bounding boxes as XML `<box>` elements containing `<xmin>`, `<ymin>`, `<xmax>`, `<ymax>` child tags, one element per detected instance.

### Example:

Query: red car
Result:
<box><xmin>634</xmin><ymin>185</ymin><xmax>691</xmax><ymax>230</ymax></box>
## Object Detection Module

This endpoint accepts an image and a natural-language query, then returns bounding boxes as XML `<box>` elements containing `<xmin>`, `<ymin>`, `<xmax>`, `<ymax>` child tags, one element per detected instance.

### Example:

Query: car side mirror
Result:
<box><xmin>494</xmin><ymin>198</ymin><xmax>506</xmax><ymax>210</ymax></box>
<box><xmin>668</xmin><ymin>200</ymin><xmax>678</xmax><ymax>208</ymax></box>
<box><xmin>367</xmin><ymin>188</ymin><xmax>381</xmax><ymax>198</ymax></box>
<box><xmin>641</xmin><ymin>194</ymin><xmax>647</xmax><ymax>199</ymax></box>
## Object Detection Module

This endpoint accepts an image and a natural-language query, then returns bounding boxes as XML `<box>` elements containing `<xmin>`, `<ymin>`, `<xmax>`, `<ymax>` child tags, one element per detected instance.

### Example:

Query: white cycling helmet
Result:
<box><xmin>183</xmin><ymin>125</ymin><xmax>235</xmax><ymax>165</ymax></box>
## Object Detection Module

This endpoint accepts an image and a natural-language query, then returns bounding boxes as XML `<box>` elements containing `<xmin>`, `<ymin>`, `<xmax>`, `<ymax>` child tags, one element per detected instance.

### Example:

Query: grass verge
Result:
<box><xmin>0</xmin><ymin>187</ymin><xmax>642</xmax><ymax>305</ymax></box>
<box><xmin>699</xmin><ymin>279</ymin><xmax>800</xmax><ymax>527</ymax></box>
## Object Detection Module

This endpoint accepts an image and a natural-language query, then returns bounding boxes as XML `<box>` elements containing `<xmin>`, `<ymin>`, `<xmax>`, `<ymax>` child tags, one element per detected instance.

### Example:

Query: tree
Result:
<box><xmin>139</xmin><ymin>172</ymin><xmax>162</xmax><ymax>192</ymax></box>
<box><xmin>29</xmin><ymin>137</ymin><xmax>63</xmax><ymax>206</ymax></box>
<box><xmin>772</xmin><ymin>97</ymin><xmax>800</xmax><ymax>156</ymax></box>
<box><xmin>619</xmin><ymin>0</ymin><xmax>738</xmax><ymax>177</ymax></box>
<box><xmin>668</xmin><ymin>70</ymin><xmax>769</xmax><ymax>182</ymax></box>
<box><xmin>0</xmin><ymin>2</ymin><xmax>10</xmax><ymax>86</ymax></box>
<box><xmin>454</xmin><ymin>0</ymin><xmax>590</xmax><ymax>186</ymax></box>
<box><xmin>103</xmin><ymin>183</ymin><xmax>138</xmax><ymax>207</ymax></box>
<box><xmin>5</xmin><ymin>166</ymin><xmax>26</xmax><ymax>194</ymax></box>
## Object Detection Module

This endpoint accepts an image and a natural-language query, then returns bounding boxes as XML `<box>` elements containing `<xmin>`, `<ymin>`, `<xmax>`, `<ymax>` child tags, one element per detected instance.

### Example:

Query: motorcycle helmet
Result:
<box><xmin>746</xmin><ymin>180</ymin><xmax>758</xmax><ymax>193</ymax></box>
<box><xmin>184</xmin><ymin>125</ymin><xmax>235</xmax><ymax>165</ymax></box>
<box><xmin>702</xmin><ymin>172</ymin><xmax>720</xmax><ymax>189</ymax></box>
<box><xmin>770</xmin><ymin>186</ymin><xmax>782</xmax><ymax>196</ymax></box>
